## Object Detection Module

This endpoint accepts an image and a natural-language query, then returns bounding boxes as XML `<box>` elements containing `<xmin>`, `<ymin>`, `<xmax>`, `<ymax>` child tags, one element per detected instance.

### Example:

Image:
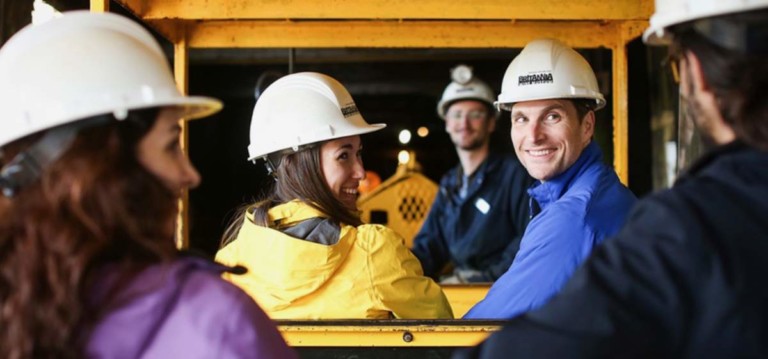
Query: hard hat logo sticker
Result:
<box><xmin>341</xmin><ymin>104</ymin><xmax>359</xmax><ymax>118</ymax></box>
<box><xmin>456</xmin><ymin>87</ymin><xmax>476</xmax><ymax>93</ymax></box>
<box><xmin>518</xmin><ymin>73</ymin><xmax>554</xmax><ymax>86</ymax></box>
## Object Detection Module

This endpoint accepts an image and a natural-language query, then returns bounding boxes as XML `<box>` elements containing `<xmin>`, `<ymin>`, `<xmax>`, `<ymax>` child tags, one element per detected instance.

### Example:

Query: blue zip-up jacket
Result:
<box><xmin>465</xmin><ymin>142</ymin><xmax>636</xmax><ymax>318</ymax></box>
<box><xmin>412</xmin><ymin>152</ymin><xmax>533</xmax><ymax>282</ymax></box>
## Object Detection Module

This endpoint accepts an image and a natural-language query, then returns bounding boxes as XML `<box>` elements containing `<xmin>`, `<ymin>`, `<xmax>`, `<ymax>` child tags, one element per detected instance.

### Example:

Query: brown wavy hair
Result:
<box><xmin>0</xmin><ymin>108</ymin><xmax>178</xmax><ymax>358</ymax></box>
<box><xmin>222</xmin><ymin>143</ymin><xmax>363</xmax><ymax>246</ymax></box>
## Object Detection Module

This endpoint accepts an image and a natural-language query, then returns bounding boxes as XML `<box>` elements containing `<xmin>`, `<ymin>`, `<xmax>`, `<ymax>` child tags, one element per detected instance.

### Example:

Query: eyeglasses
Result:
<box><xmin>446</xmin><ymin>109</ymin><xmax>488</xmax><ymax>121</ymax></box>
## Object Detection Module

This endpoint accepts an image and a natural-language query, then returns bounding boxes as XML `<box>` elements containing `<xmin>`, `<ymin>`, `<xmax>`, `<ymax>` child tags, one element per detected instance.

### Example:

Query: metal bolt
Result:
<box><xmin>402</xmin><ymin>331</ymin><xmax>414</xmax><ymax>343</ymax></box>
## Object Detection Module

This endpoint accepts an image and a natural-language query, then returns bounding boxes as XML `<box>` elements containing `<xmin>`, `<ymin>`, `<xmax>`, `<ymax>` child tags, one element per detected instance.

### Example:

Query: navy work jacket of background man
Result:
<box><xmin>412</xmin><ymin>152</ymin><xmax>532</xmax><ymax>282</ymax></box>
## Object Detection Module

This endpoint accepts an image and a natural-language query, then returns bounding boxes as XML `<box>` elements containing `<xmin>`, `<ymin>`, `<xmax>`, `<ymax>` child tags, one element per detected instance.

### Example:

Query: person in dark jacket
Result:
<box><xmin>412</xmin><ymin>65</ymin><xmax>532</xmax><ymax>283</ymax></box>
<box><xmin>464</xmin><ymin>39</ymin><xmax>636</xmax><ymax>319</ymax></box>
<box><xmin>455</xmin><ymin>1</ymin><xmax>768</xmax><ymax>357</ymax></box>
<box><xmin>0</xmin><ymin>12</ymin><xmax>294</xmax><ymax>358</ymax></box>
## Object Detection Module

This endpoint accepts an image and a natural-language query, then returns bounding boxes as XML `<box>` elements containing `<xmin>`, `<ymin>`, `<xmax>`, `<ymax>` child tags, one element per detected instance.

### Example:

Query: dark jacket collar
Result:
<box><xmin>675</xmin><ymin>140</ymin><xmax>750</xmax><ymax>186</ymax></box>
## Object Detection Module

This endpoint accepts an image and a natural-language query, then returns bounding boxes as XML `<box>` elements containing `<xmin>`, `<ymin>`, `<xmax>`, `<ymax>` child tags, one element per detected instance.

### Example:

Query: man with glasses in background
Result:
<box><xmin>411</xmin><ymin>64</ymin><xmax>532</xmax><ymax>284</ymax></box>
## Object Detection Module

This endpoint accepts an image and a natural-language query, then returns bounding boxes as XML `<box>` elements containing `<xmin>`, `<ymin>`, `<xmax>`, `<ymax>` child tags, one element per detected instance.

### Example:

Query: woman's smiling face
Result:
<box><xmin>320</xmin><ymin>135</ymin><xmax>365</xmax><ymax>210</ymax></box>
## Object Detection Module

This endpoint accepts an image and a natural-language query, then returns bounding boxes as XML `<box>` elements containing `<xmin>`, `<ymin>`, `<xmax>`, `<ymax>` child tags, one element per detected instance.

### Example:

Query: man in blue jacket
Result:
<box><xmin>465</xmin><ymin>39</ymin><xmax>637</xmax><ymax>318</ymax></box>
<box><xmin>457</xmin><ymin>1</ymin><xmax>768</xmax><ymax>357</ymax></box>
<box><xmin>411</xmin><ymin>65</ymin><xmax>532</xmax><ymax>283</ymax></box>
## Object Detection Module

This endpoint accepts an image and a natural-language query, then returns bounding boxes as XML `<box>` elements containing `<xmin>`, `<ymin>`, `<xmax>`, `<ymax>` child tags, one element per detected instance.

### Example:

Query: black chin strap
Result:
<box><xmin>0</xmin><ymin>125</ymin><xmax>80</xmax><ymax>198</ymax></box>
<box><xmin>263</xmin><ymin>154</ymin><xmax>280</xmax><ymax>181</ymax></box>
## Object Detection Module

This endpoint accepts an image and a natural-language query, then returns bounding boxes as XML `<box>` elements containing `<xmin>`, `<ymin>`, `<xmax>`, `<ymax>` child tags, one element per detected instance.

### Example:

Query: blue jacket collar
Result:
<box><xmin>527</xmin><ymin>141</ymin><xmax>602</xmax><ymax>213</ymax></box>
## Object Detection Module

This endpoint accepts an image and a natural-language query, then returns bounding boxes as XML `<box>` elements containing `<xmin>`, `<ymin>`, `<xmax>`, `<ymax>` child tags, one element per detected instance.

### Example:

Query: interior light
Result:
<box><xmin>398</xmin><ymin>129</ymin><xmax>412</xmax><ymax>145</ymax></box>
<box><xmin>417</xmin><ymin>126</ymin><xmax>429</xmax><ymax>137</ymax></box>
<box><xmin>397</xmin><ymin>150</ymin><xmax>410</xmax><ymax>165</ymax></box>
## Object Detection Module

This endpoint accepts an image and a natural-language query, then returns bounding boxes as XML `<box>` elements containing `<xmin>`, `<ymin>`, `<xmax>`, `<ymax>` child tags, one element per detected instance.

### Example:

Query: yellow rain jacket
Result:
<box><xmin>216</xmin><ymin>200</ymin><xmax>453</xmax><ymax>319</ymax></box>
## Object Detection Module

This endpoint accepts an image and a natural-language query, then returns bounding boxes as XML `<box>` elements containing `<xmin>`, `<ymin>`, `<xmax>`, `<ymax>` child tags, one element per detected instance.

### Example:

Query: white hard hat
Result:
<box><xmin>644</xmin><ymin>0</ymin><xmax>768</xmax><ymax>45</ymax></box>
<box><xmin>247</xmin><ymin>72</ymin><xmax>386</xmax><ymax>161</ymax></box>
<box><xmin>496</xmin><ymin>38</ymin><xmax>605</xmax><ymax>111</ymax></box>
<box><xmin>0</xmin><ymin>11</ymin><xmax>222</xmax><ymax>148</ymax></box>
<box><xmin>437</xmin><ymin>64</ymin><xmax>496</xmax><ymax>119</ymax></box>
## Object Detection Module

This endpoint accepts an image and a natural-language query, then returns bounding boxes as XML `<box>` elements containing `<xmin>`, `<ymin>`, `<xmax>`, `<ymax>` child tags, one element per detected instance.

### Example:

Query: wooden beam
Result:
<box><xmin>118</xmin><ymin>0</ymin><xmax>653</xmax><ymax>21</ymax></box>
<box><xmin>185</xmin><ymin>20</ymin><xmax>625</xmax><ymax>49</ymax></box>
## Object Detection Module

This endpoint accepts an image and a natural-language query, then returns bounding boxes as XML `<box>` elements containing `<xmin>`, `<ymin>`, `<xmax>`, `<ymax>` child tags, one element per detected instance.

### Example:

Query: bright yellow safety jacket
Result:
<box><xmin>216</xmin><ymin>200</ymin><xmax>453</xmax><ymax>319</ymax></box>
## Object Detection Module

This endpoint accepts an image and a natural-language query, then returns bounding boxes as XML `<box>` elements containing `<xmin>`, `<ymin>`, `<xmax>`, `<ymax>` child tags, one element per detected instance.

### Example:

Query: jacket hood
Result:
<box><xmin>234</xmin><ymin>201</ymin><xmax>356</xmax><ymax>309</ymax></box>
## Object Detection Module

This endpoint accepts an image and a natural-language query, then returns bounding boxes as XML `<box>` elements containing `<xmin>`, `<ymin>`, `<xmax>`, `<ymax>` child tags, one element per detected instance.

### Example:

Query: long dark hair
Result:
<box><xmin>222</xmin><ymin>143</ymin><xmax>363</xmax><ymax>246</ymax></box>
<box><xmin>672</xmin><ymin>10</ymin><xmax>768</xmax><ymax>150</ymax></box>
<box><xmin>0</xmin><ymin>108</ymin><xmax>177</xmax><ymax>358</ymax></box>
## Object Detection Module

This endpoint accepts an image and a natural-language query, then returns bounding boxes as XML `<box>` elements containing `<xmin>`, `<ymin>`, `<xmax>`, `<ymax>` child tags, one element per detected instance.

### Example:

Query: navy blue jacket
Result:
<box><xmin>465</xmin><ymin>142</ymin><xmax>636</xmax><ymax>318</ymax></box>
<box><xmin>411</xmin><ymin>152</ymin><xmax>532</xmax><ymax>282</ymax></box>
<box><xmin>456</xmin><ymin>142</ymin><xmax>768</xmax><ymax>358</ymax></box>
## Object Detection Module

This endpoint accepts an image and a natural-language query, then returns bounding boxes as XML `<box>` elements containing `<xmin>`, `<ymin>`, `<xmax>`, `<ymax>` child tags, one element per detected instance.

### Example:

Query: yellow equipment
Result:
<box><xmin>357</xmin><ymin>152</ymin><xmax>437</xmax><ymax>248</ymax></box>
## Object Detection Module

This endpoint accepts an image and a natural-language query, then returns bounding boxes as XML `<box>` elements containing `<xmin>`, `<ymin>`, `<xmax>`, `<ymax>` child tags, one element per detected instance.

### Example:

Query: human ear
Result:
<box><xmin>684</xmin><ymin>51</ymin><xmax>710</xmax><ymax>92</ymax></box>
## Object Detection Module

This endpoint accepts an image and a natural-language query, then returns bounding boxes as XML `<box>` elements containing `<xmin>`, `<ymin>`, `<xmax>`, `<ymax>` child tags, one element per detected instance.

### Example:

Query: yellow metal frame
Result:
<box><xmin>99</xmin><ymin>0</ymin><xmax>651</xmax><ymax>247</ymax></box>
<box><xmin>173</xmin><ymin>29</ymin><xmax>192</xmax><ymax>248</ymax></box>
<box><xmin>278</xmin><ymin>320</ymin><xmax>502</xmax><ymax>347</ymax></box>
<box><xmin>89</xmin><ymin>0</ymin><xmax>108</xmax><ymax>12</ymax></box>
<box><xmin>442</xmin><ymin>284</ymin><xmax>491</xmax><ymax>318</ymax></box>
<box><xmin>113</xmin><ymin>0</ymin><xmax>652</xmax><ymax>21</ymax></box>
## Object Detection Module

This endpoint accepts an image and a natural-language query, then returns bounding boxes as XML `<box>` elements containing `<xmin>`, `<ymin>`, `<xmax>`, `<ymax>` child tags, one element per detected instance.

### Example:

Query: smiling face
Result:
<box><xmin>320</xmin><ymin>135</ymin><xmax>365</xmax><ymax>210</ymax></box>
<box><xmin>510</xmin><ymin>99</ymin><xmax>594</xmax><ymax>181</ymax></box>
<box><xmin>137</xmin><ymin>107</ymin><xmax>201</xmax><ymax>194</ymax></box>
<box><xmin>444</xmin><ymin>100</ymin><xmax>495</xmax><ymax>151</ymax></box>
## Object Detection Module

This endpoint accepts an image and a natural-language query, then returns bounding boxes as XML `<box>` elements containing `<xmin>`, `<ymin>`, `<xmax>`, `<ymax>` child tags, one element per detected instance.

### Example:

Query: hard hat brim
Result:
<box><xmin>160</xmin><ymin>95</ymin><xmax>223</xmax><ymax>120</ymax></box>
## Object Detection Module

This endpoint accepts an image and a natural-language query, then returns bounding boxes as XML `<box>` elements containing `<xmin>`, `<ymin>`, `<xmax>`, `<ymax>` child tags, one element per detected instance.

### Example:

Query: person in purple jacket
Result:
<box><xmin>0</xmin><ymin>11</ymin><xmax>295</xmax><ymax>359</ymax></box>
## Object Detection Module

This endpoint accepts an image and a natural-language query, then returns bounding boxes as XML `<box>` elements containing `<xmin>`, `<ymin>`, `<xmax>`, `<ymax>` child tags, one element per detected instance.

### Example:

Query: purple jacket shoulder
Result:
<box><xmin>86</xmin><ymin>255</ymin><xmax>296</xmax><ymax>359</ymax></box>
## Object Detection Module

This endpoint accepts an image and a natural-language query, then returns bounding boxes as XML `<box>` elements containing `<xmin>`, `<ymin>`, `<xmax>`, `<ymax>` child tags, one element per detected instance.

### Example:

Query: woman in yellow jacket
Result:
<box><xmin>216</xmin><ymin>72</ymin><xmax>453</xmax><ymax>320</ymax></box>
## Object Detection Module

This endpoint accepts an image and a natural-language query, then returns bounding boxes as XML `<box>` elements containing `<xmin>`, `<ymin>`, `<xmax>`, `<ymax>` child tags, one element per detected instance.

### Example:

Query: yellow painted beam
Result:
<box><xmin>120</xmin><ymin>0</ymin><xmax>653</xmax><ymax>21</ymax></box>
<box><xmin>442</xmin><ymin>285</ymin><xmax>490</xmax><ymax>318</ymax></box>
<box><xmin>610</xmin><ymin>20</ymin><xmax>647</xmax><ymax>185</ymax></box>
<box><xmin>174</xmin><ymin>25</ymin><xmax>191</xmax><ymax>249</ymax></box>
<box><xmin>611</xmin><ymin>31</ymin><xmax>630</xmax><ymax>185</ymax></box>
<box><xmin>146</xmin><ymin>20</ymin><xmax>181</xmax><ymax>44</ymax></box>
<box><xmin>185</xmin><ymin>20</ymin><xmax>624</xmax><ymax>49</ymax></box>
<box><xmin>278</xmin><ymin>321</ymin><xmax>502</xmax><ymax>347</ymax></box>
<box><xmin>90</xmin><ymin>0</ymin><xmax>109</xmax><ymax>12</ymax></box>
